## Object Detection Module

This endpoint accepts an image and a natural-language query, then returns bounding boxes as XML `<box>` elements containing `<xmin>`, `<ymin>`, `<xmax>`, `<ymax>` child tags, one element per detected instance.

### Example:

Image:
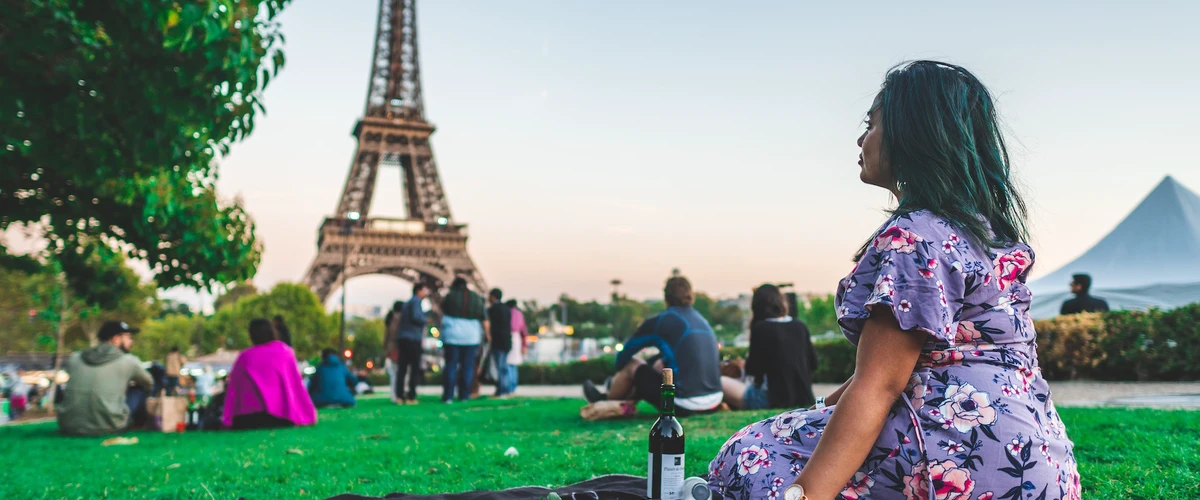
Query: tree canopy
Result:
<box><xmin>1</xmin><ymin>0</ymin><xmax>292</xmax><ymax>298</ymax></box>
<box><xmin>204</xmin><ymin>282</ymin><xmax>337</xmax><ymax>360</ymax></box>
<box><xmin>544</xmin><ymin>292</ymin><xmax>746</xmax><ymax>342</ymax></box>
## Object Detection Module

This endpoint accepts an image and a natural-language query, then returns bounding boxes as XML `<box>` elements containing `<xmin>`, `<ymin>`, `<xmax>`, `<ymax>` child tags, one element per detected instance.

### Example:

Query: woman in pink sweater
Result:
<box><xmin>222</xmin><ymin>319</ymin><xmax>317</xmax><ymax>430</ymax></box>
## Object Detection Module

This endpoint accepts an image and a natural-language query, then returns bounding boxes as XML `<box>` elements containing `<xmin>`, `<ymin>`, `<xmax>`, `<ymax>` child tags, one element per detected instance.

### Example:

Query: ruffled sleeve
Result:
<box><xmin>836</xmin><ymin>219</ymin><xmax>965</xmax><ymax>346</ymax></box>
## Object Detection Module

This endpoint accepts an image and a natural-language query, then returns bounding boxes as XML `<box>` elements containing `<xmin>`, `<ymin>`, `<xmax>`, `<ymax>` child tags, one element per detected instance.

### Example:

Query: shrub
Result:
<box><xmin>812</xmin><ymin>338</ymin><xmax>856</xmax><ymax>383</ymax></box>
<box><xmin>1033</xmin><ymin>313</ymin><xmax>1105</xmax><ymax>380</ymax></box>
<box><xmin>1144</xmin><ymin>304</ymin><xmax>1200</xmax><ymax>380</ymax></box>
<box><xmin>404</xmin><ymin>304</ymin><xmax>1200</xmax><ymax>388</ymax></box>
<box><xmin>1095</xmin><ymin>309</ymin><xmax>1161</xmax><ymax>381</ymax></box>
<box><xmin>517</xmin><ymin>356</ymin><xmax>616</xmax><ymax>385</ymax></box>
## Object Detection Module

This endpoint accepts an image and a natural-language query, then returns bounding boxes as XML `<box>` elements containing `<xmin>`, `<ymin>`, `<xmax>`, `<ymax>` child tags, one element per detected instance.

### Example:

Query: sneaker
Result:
<box><xmin>583</xmin><ymin>379</ymin><xmax>607</xmax><ymax>403</ymax></box>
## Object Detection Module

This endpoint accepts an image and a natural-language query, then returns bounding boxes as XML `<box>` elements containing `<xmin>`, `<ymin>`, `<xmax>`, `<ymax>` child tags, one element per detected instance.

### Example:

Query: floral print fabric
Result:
<box><xmin>708</xmin><ymin>210</ymin><xmax>1080</xmax><ymax>500</ymax></box>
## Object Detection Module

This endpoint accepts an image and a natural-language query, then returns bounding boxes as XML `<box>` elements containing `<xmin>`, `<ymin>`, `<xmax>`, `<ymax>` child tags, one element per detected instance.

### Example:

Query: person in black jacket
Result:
<box><xmin>1060</xmin><ymin>273</ymin><xmax>1110</xmax><ymax>315</ymax></box>
<box><xmin>486</xmin><ymin>288</ymin><xmax>513</xmax><ymax>398</ymax></box>
<box><xmin>721</xmin><ymin>284</ymin><xmax>818</xmax><ymax>410</ymax></box>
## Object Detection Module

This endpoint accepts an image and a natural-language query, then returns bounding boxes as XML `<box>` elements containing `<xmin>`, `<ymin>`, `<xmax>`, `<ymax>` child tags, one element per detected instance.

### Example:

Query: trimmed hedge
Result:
<box><xmin>1035</xmin><ymin>303</ymin><xmax>1200</xmax><ymax>381</ymax></box>
<box><xmin>371</xmin><ymin>305</ymin><xmax>1199</xmax><ymax>388</ymax></box>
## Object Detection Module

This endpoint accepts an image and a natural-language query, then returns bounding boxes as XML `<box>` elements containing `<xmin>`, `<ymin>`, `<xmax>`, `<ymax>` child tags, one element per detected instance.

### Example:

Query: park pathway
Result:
<box><xmin>6</xmin><ymin>381</ymin><xmax>1198</xmax><ymax>428</ymax></box>
<box><xmin>415</xmin><ymin>381</ymin><xmax>1200</xmax><ymax>409</ymax></box>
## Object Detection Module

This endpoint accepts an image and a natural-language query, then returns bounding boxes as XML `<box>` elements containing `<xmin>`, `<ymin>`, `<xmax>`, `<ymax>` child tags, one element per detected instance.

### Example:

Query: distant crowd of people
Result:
<box><xmin>384</xmin><ymin>278</ymin><xmax>529</xmax><ymax>405</ymax></box>
<box><xmin>43</xmin><ymin>267</ymin><xmax>1112</xmax><ymax>437</ymax></box>
<box><xmin>54</xmin><ymin>318</ymin><xmax>323</xmax><ymax>435</ymax></box>
<box><xmin>48</xmin><ymin>276</ymin><xmax>535</xmax><ymax>436</ymax></box>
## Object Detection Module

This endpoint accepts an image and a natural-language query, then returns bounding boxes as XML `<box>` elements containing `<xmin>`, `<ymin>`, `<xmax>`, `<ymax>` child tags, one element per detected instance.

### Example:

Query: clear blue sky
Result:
<box><xmin>173</xmin><ymin>0</ymin><xmax>1200</xmax><ymax>309</ymax></box>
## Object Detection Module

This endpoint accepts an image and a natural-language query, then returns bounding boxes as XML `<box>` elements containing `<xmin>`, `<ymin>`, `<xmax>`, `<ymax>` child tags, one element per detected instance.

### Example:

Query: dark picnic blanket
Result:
<box><xmin>326</xmin><ymin>474</ymin><xmax>647</xmax><ymax>500</ymax></box>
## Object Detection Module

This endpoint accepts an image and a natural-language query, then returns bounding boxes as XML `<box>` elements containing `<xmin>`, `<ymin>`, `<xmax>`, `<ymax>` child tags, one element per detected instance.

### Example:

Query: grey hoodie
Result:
<box><xmin>57</xmin><ymin>343</ymin><xmax>153</xmax><ymax>436</ymax></box>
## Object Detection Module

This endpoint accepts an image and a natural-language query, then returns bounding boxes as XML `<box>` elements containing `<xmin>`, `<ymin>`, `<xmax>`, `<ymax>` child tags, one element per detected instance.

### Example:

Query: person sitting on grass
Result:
<box><xmin>720</xmin><ymin>284</ymin><xmax>818</xmax><ymax>411</ymax></box>
<box><xmin>223</xmin><ymin>319</ymin><xmax>317</xmax><ymax>430</ymax></box>
<box><xmin>582</xmin><ymin>275</ymin><xmax>723</xmax><ymax>416</ymax></box>
<box><xmin>707</xmin><ymin>61</ymin><xmax>1079</xmax><ymax>500</ymax></box>
<box><xmin>57</xmin><ymin>321</ymin><xmax>154</xmax><ymax>436</ymax></box>
<box><xmin>309</xmin><ymin>349</ymin><xmax>357</xmax><ymax>408</ymax></box>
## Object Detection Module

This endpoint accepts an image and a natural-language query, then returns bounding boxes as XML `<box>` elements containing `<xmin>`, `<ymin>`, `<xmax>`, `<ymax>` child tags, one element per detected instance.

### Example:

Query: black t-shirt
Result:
<box><xmin>744</xmin><ymin>318</ymin><xmax>818</xmax><ymax>409</ymax></box>
<box><xmin>1060</xmin><ymin>294</ymin><xmax>1110</xmax><ymax>315</ymax></box>
<box><xmin>488</xmin><ymin>303</ymin><xmax>513</xmax><ymax>351</ymax></box>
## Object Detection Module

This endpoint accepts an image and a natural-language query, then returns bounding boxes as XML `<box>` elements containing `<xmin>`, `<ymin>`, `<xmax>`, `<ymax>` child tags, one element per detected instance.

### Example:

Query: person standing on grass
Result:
<box><xmin>1060</xmin><ymin>273</ymin><xmax>1110</xmax><ymax>315</ymax></box>
<box><xmin>164</xmin><ymin>346</ymin><xmax>187</xmax><ymax>396</ymax></box>
<box><xmin>393</xmin><ymin>282</ymin><xmax>430</xmax><ymax>404</ymax></box>
<box><xmin>223</xmin><ymin>319</ymin><xmax>316</xmax><ymax>430</ymax></box>
<box><xmin>439</xmin><ymin>277</ymin><xmax>488</xmax><ymax>403</ymax></box>
<box><xmin>57</xmin><ymin>321</ymin><xmax>153</xmax><ymax>436</ymax></box>
<box><xmin>506</xmin><ymin>299</ymin><xmax>528</xmax><ymax>394</ymax></box>
<box><xmin>383</xmin><ymin>300</ymin><xmax>401</xmax><ymax>402</ymax></box>
<box><xmin>707</xmin><ymin>61</ymin><xmax>1080</xmax><ymax>500</ymax></box>
<box><xmin>582</xmin><ymin>275</ymin><xmax>724</xmax><ymax>416</ymax></box>
<box><xmin>486</xmin><ymin>288</ymin><xmax>513</xmax><ymax>398</ymax></box>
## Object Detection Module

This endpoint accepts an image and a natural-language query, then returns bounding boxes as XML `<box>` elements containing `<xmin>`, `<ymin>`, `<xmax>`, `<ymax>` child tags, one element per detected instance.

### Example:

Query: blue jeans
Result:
<box><xmin>505</xmin><ymin>364</ymin><xmax>519</xmax><ymax>395</ymax></box>
<box><xmin>490</xmin><ymin>349</ymin><xmax>511</xmax><ymax>396</ymax></box>
<box><xmin>125</xmin><ymin>386</ymin><xmax>149</xmax><ymax>428</ymax></box>
<box><xmin>442</xmin><ymin>344</ymin><xmax>479</xmax><ymax>402</ymax></box>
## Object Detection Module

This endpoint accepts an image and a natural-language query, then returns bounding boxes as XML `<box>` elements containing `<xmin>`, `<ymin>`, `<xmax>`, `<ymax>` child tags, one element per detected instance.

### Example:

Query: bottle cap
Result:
<box><xmin>663</xmin><ymin>368</ymin><xmax>673</xmax><ymax>385</ymax></box>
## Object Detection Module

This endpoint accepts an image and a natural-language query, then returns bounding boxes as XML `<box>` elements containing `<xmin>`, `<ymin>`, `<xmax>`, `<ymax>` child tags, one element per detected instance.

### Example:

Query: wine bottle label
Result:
<box><xmin>647</xmin><ymin>453</ymin><xmax>686</xmax><ymax>499</ymax></box>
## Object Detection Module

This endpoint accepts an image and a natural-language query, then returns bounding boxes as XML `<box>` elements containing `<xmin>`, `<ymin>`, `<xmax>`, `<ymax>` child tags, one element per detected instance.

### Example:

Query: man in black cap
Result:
<box><xmin>57</xmin><ymin>321</ymin><xmax>154</xmax><ymax>435</ymax></box>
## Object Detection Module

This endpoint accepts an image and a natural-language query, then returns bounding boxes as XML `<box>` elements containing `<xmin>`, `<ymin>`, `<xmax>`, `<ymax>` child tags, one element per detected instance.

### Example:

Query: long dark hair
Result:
<box><xmin>859</xmin><ymin>60</ymin><xmax>1029</xmax><ymax>259</ymax></box>
<box><xmin>750</xmin><ymin>284</ymin><xmax>788</xmax><ymax>326</ymax></box>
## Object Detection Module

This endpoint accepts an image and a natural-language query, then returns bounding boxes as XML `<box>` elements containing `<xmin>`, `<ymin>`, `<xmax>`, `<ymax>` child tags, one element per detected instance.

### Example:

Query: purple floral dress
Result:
<box><xmin>708</xmin><ymin>210</ymin><xmax>1080</xmax><ymax>500</ymax></box>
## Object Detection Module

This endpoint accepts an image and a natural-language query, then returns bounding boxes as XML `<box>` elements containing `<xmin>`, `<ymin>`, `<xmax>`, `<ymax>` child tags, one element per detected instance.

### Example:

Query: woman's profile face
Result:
<box><xmin>857</xmin><ymin>108</ymin><xmax>891</xmax><ymax>191</ymax></box>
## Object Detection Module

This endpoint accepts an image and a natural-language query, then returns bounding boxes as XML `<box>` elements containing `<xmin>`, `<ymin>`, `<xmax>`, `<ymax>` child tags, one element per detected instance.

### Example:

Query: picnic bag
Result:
<box><xmin>146</xmin><ymin>394</ymin><xmax>189</xmax><ymax>432</ymax></box>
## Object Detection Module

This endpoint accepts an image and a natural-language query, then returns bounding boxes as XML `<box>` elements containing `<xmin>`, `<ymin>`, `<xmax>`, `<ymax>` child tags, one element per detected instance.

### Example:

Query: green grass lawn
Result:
<box><xmin>0</xmin><ymin>397</ymin><xmax>1195</xmax><ymax>499</ymax></box>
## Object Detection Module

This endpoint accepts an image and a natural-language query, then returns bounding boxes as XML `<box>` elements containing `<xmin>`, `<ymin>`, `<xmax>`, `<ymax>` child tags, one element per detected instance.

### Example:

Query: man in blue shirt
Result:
<box><xmin>583</xmin><ymin>275</ymin><xmax>723</xmax><ymax>415</ymax></box>
<box><xmin>391</xmin><ymin>282</ymin><xmax>430</xmax><ymax>404</ymax></box>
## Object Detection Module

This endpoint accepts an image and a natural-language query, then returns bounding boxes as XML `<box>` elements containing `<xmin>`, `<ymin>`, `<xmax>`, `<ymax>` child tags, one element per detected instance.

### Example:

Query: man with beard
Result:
<box><xmin>57</xmin><ymin>321</ymin><xmax>154</xmax><ymax>435</ymax></box>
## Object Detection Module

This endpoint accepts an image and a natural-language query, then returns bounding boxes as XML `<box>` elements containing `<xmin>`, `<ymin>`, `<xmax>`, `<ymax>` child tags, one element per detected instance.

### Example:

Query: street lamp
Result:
<box><xmin>339</xmin><ymin>211</ymin><xmax>361</xmax><ymax>358</ymax></box>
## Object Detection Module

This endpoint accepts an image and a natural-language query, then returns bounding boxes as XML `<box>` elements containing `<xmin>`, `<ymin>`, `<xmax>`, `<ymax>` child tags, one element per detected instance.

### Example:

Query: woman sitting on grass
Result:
<box><xmin>721</xmin><ymin>284</ymin><xmax>818</xmax><ymax>411</ymax></box>
<box><xmin>708</xmin><ymin>61</ymin><xmax>1080</xmax><ymax>500</ymax></box>
<box><xmin>223</xmin><ymin>319</ymin><xmax>317</xmax><ymax>430</ymax></box>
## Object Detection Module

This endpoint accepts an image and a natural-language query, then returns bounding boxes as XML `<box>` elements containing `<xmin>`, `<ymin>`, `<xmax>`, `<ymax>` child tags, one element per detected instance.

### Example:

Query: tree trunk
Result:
<box><xmin>45</xmin><ymin>282</ymin><xmax>70</xmax><ymax>415</ymax></box>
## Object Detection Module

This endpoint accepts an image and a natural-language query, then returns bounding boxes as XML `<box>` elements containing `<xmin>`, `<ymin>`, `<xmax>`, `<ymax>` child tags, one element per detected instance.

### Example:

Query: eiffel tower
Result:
<box><xmin>302</xmin><ymin>0</ymin><xmax>486</xmax><ymax>303</ymax></box>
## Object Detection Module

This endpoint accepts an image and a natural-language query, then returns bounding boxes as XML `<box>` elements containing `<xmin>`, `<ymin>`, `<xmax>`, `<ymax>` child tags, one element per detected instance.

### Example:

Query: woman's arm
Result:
<box><xmin>792</xmin><ymin>308</ymin><xmax>924</xmax><ymax>500</ymax></box>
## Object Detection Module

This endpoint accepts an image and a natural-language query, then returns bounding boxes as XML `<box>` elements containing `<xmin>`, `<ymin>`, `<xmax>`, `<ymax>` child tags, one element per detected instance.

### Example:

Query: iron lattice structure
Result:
<box><xmin>302</xmin><ymin>0</ymin><xmax>486</xmax><ymax>302</ymax></box>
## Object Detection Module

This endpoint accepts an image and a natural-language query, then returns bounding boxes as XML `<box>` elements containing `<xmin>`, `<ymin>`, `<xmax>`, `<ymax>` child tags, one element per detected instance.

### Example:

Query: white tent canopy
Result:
<box><xmin>1028</xmin><ymin>176</ymin><xmax>1200</xmax><ymax>319</ymax></box>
